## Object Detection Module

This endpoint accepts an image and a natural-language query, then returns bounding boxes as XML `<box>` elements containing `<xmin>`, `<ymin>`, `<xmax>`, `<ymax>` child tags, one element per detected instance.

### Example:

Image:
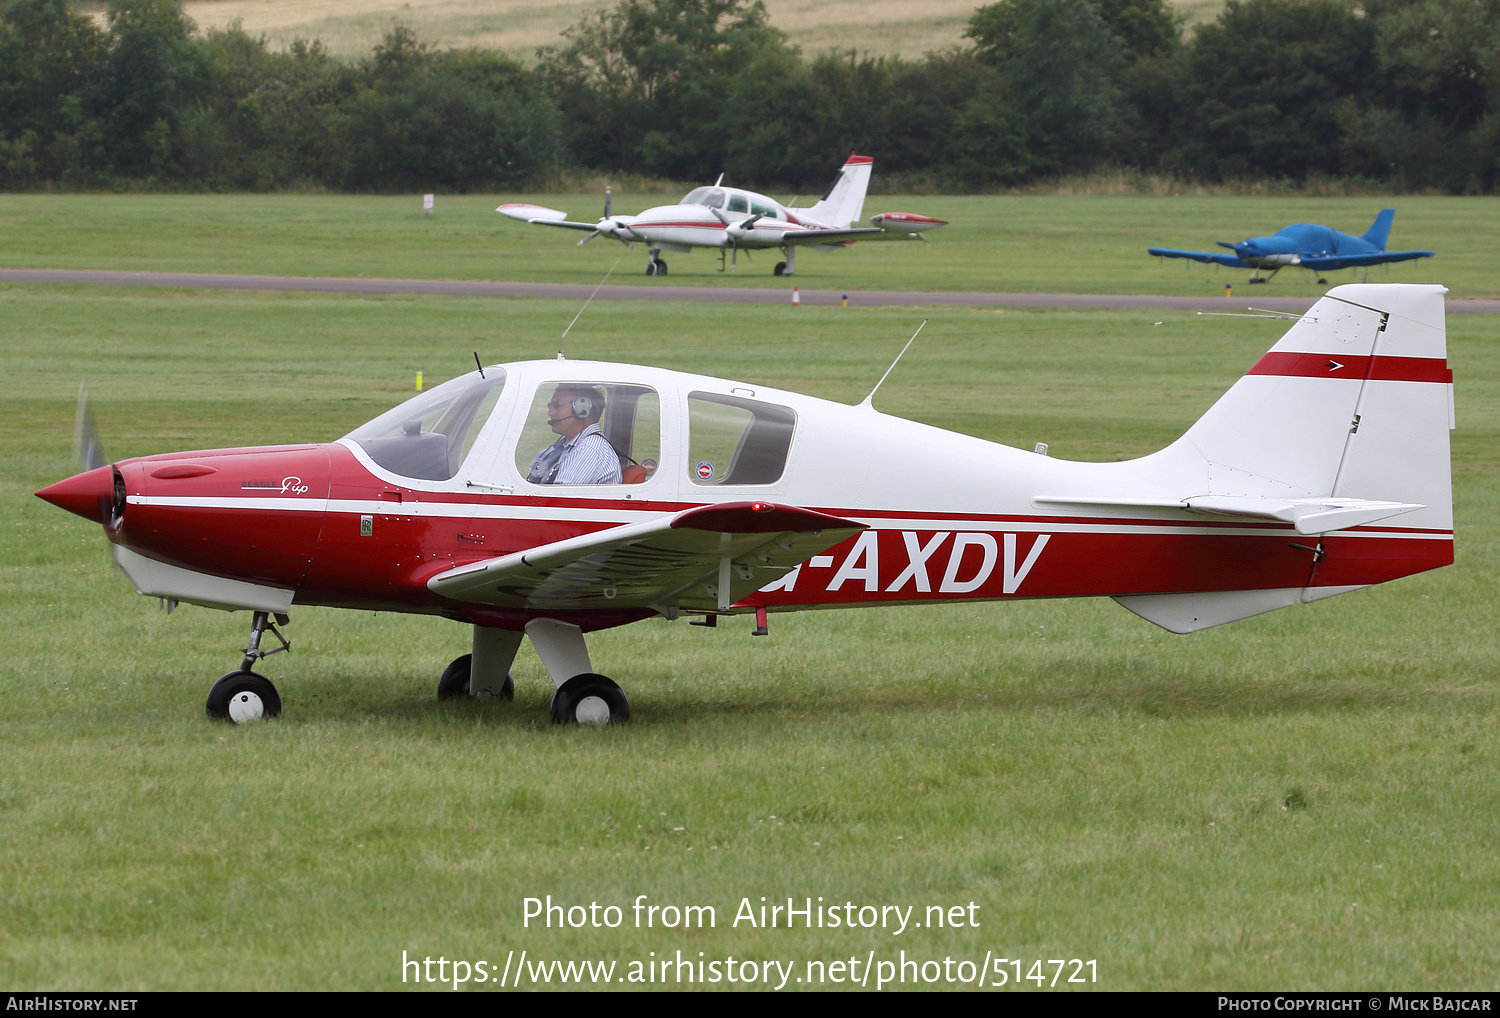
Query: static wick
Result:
<box><xmin>860</xmin><ymin>319</ymin><xmax>927</xmax><ymax>409</ymax></box>
<box><xmin>1197</xmin><ymin>309</ymin><xmax>1317</xmax><ymax>321</ymax></box>
<box><xmin>560</xmin><ymin>259</ymin><xmax>620</xmax><ymax>360</ymax></box>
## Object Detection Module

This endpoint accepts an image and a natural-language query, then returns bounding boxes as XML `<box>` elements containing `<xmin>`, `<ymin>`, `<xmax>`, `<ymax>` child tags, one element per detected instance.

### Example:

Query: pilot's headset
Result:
<box><xmin>568</xmin><ymin>387</ymin><xmax>605</xmax><ymax>421</ymax></box>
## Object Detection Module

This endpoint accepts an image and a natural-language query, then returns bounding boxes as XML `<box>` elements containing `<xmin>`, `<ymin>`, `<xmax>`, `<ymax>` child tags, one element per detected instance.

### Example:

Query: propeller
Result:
<box><xmin>710</xmin><ymin>209</ymin><xmax>765</xmax><ymax>271</ymax></box>
<box><xmin>578</xmin><ymin>185</ymin><xmax>635</xmax><ymax>249</ymax></box>
<box><xmin>75</xmin><ymin>383</ymin><xmax>106</xmax><ymax>472</ymax></box>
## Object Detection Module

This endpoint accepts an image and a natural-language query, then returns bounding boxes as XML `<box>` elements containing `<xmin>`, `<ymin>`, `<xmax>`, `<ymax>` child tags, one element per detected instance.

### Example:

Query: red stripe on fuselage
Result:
<box><xmin>111</xmin><ymin>442</ymin><xmax>1453</xmax><ymax>619</ymax></box>
<box><xmin>740</xmin><ymin>527</ymin><xmax>1451</xmax><ymax>609</ymax></box>
<box><xmin>1249</xmin><ymin>352</ymin><xmax>1451</xmax><ymax>383</ymax></box>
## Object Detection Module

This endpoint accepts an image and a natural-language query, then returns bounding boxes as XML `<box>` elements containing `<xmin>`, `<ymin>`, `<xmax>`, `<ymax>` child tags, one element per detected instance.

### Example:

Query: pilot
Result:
<box><xmin>527</xmin><ymin>385</ymin><xmax>622</xmax><ymax>485</ymax></box>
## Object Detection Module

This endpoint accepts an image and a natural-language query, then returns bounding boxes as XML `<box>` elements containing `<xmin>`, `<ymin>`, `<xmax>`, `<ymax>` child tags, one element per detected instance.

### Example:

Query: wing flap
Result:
<box><xmin>427</xmin><ymin>502</ymin><xmax>866</xmax><ymax>613</ymax></box>
<box><xmin>1035</xmin><ymin>494</ymin><xmax>1423</xmax><ymax>534</ymax></box>
<box><xmin>781</xmin><ymin>227</ymin><xmax>892</xmax><ymax>246</ymax></box>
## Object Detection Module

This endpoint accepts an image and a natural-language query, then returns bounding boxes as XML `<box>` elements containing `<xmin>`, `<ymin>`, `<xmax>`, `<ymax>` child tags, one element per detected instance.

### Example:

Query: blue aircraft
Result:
<box><xmin>1148</xmin><ymin>209</ymin><xmax>1435</xmax><ymax>284</ymax></box>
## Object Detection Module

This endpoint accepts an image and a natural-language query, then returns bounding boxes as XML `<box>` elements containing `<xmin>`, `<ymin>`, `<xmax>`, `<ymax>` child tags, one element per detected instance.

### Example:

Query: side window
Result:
<box><xmin>727</xmin><ymin>194</ymin><xmax>748</xmax><ymax>213</ymax></box>
<box><xmin>750</xmin><ymin>199</ymin><xmax>780</xmax><ymax>219</ymax></box>
<box><xmin>513</xmin><ymin>382</ymin><xmax>661</xmax><ymax>487</ymax></box>
<box><xmin>688</xmin><ymin>392</ymin><xmax>795</xmax><ymax>485</ymax></box>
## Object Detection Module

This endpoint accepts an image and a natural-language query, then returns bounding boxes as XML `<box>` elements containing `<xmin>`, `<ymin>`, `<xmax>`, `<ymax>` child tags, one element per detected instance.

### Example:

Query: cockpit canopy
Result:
<box><xmin>682</xmin><ymin>187</ymin><xmax>785</xmax><ymax>220</ymax></box>
<box><xmin>344</xmin><ymin>364</ymin><xmax>799</xmax><ymax>491</ymax></box>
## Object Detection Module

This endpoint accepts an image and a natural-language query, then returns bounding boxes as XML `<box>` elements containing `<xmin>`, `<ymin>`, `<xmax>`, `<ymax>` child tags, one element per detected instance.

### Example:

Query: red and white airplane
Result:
<box><xmin>496</xmin><ymin>154</ymin><xmax>946</xmax><ymax>276</ymax></box>
<box><xmin>37</xmin><ymin>284</ymin><xmax>1454</xmax><ymax>725</ymax></box>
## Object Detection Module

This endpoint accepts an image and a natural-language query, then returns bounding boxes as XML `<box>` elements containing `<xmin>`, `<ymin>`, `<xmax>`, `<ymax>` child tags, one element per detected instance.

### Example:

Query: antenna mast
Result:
<box><xmin>860</xmin><ymin>320</ymin><xmax>927</xmax><ymax>408</ymax></box>
<box><xmin>558</xmin><ymin>259</ymin><xmax>620</xmax><ymax>359</ymax></box>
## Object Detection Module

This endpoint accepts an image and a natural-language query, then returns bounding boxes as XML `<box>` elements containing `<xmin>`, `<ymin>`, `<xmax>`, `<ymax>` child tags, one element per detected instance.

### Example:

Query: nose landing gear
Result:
<box><xmin>207</xmin><ymin>610</ymin><xmax>289</xmax><ymax>722</ymax></box>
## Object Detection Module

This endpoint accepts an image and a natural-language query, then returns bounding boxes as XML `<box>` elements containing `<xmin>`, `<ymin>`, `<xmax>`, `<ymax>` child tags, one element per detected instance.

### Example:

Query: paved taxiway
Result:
<box><xmin>4</xmin><ymin>268</ymin><xmax>1496</xmax><ymax>313</ymax></box>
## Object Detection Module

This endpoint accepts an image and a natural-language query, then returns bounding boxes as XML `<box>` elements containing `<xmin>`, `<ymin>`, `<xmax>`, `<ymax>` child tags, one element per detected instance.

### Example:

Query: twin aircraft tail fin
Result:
<box><xmin>1117</xmin><ymin>284</ymin><xmax>1454</xmax><ymax>632</ymax></box>
<box><xmin>803</xmin><ymin>154</ymin><xmax>873</xmax><ymax>228</ymax></box>
<box><xmin>1362</xmin><ymin>208</ymin><xmax>1396</xmax><ymax>250</ymax></box>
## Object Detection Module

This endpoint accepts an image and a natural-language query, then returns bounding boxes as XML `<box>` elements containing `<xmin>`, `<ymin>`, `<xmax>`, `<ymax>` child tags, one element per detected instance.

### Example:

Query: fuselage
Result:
<box><xmin>1231</xmin><ymin>224</ymin><xmax>1376</xmax><ymax>268</ymax></box>
<box><xmin>615</xmin><ymin>186</ymin><xmax>830</xmax><ymax>250</ymax></box>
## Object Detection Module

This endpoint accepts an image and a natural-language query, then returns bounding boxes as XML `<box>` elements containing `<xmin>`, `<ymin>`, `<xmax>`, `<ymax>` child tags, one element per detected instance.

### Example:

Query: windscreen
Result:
<box><xmin>345</xmin><ymin>370</ymin><xmax>507</xmax><ymax>481</ymax></box>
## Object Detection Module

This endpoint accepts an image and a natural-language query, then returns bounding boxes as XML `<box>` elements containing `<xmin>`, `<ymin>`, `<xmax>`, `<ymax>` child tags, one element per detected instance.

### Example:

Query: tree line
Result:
<box><xmin>2</xmin><ymin>0</ymin><xmax>1497</xmax><ymax>193</ymax></box>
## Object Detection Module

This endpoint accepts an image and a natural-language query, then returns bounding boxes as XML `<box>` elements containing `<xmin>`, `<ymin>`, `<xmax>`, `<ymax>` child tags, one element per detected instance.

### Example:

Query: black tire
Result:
<box><xmin>645</xmin><ymin>260</ymin><xmax>658</xmax><ymax>276</ymax></box>
<box><xmin>438</xmin><ymin>654</ymin><xmax>514</xmax><ymax>701</ymax></box>
<box><xmin>774</xmin><ymin>261</ymin><xmax>786</xmax><ymax>276</ymax></box>
<box><xmin>207</xmin><ymin>670</ymin><xmax>280</xmax><ymax>722</ymax></box>
<box><xmin>550</xmin><ymin>673</ymin><xmax>629</xmax><ymax>725</ymax></box>
<box><xmin>654</xmin><ymin>258</ymin><xmax>667</xmax><ymax>275</ymax></box>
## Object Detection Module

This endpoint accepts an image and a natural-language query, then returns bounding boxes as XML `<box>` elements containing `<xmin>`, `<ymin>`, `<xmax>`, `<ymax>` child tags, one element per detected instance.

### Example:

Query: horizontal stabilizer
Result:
<box><xmin>1035</xmin><ymin>495</ymin><xmax>1424</xmax><ymax>534</ymax></box>
<box><xmin>427</xmin><ymin>502</ymin><xmax>866</xmax><ymax>613</ymax></box>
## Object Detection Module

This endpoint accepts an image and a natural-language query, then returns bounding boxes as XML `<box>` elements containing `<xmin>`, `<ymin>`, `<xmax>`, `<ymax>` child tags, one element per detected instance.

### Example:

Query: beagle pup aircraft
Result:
<box><xmin>1149</xmin><ymin>209</ymin><xmax>1436</xmax><ymax>284</ymax></box>
<box><xmin>37</xmin><ymin>284</ymin><xmax>1453</xmax><ymax>725</ymax></box>
<box><xmin>496</xmin><ymin>154</ymin><xmax>945</xmax><ymax>276</ymax></box>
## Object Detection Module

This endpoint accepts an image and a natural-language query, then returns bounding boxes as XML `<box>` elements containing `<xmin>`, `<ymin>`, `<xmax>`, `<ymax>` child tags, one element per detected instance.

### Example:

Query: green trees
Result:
<box><xmin>541</xmin><ymin>0</ymin><xmax>790</xmax><ymax>179</ymax></box>
<box><xmin>1</xmin><ymin>0</ymin><xmax>1497</xmax><ymax>191</ymax></box>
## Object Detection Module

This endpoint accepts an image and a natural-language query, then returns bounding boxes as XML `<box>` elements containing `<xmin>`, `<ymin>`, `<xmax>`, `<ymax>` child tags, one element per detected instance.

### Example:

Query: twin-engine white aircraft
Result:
<box><xmin>496</xmin><ymin>154</ymin><xmax>946</xmax><ymax>276</ymax></box>
<box><xmin>37</xmin><ymin>284</ymin><xmax>1453</xmax><ymax>725</ymax></box>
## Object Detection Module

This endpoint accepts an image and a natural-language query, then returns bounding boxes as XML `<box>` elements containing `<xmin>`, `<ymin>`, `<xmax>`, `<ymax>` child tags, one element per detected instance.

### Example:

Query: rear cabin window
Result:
<box><xmin>513</xmin><ymin>382</ymin><xmax>661</xmax><ymax>486</ymax></box>
<box><xmin>687</xmin><ymin>392</ymin><xmax>795</xmax><ymax>485</ymax></box>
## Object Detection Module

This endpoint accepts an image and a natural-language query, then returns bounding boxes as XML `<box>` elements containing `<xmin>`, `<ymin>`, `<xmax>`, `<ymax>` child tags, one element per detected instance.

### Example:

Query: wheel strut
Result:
<box><xmin>240</xmin><ymin>611</ymin><xmax>290</xmax><ymax>672</ymax></box>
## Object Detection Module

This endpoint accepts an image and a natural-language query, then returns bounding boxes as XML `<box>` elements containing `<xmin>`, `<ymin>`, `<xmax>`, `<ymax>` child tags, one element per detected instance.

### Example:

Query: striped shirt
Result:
<box><xmin>529</xmin><ymin>423</ymin><xmax>622</xmax><ymax>485</ymax></box>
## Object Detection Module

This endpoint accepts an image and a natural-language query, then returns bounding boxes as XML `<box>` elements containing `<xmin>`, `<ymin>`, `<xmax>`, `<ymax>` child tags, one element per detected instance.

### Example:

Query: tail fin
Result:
<box><xmin>1117</xmin><ymin>284</ymin><xmax>1454</xmax><ymax>632</ymax></box>
<box><xmin>1173</xmin><ymin>284</ymin><xmax>1451</xmax><ymax>525</ymax></box>
<box><xmin>1362</xmin><ymin>208</ymin><xmax>1396</xmax><ymax>250</ymax></box>
<box><xmin>803</xmin><ymin>154</ymin><xmax>873</xmax><ymax>228</ymax></box>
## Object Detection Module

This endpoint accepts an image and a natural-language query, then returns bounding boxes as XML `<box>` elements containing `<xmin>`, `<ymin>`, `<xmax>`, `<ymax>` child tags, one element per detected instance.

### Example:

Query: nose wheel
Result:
<box><xmin>207</xmin><ymin>670</ymin><xmax>281</xmax><ymax>721</ymax></box>
<box><xmin>207</xmin><ymin>610</ymin><xmax>289</xmax><ymax>723</ymax></box>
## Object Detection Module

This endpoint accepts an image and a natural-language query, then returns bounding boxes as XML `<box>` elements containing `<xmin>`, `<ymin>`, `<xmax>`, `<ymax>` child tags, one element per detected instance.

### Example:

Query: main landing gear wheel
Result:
<box><xmin>646</xmin><ymin>257</ymin><xmax>667</xmax><ymax>276</ymax></box>
<box><xmin>550</xmin><ymin>673</ymin><xmax>629</xmax><ymax>725</ymax></box>
<box><xmin>437</xmin><ymin>653</ymin><xmax>514</xmax><ymax>702</ymax></box>
<box><xmin>774</xmin><ymin>261</ymin><xmax>787</xmax><ymax>276</ymax></box>
<box><xmin>207</xmin><ymin>670</ymin><xmax>280</xmax><ymax>723</ymax></box>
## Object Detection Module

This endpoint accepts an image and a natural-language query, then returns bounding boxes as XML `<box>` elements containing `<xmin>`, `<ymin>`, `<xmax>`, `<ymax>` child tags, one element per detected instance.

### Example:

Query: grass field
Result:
<box><xmin>157</xmin><ymin>0</ymin><xmax>1226</xmax><ymax>62</ymax></box>
<box><xmin>1</xmin><ymin>191</ymin><xmax>1489</xmax><ymax>297</ymax></box>
<box><xmin>2</xmin><ymin>272</ymin><xmax>1497</xmax><ymax>989</ymax></box>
